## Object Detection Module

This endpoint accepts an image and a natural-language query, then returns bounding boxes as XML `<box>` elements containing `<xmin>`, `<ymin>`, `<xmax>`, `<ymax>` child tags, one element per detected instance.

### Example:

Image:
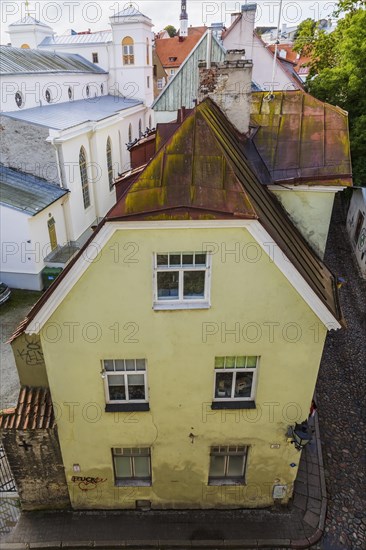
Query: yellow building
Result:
<box><xmin>2</xmin><ymin>87</ymin><xmax>351</xmax><ymax>511</ymax></box>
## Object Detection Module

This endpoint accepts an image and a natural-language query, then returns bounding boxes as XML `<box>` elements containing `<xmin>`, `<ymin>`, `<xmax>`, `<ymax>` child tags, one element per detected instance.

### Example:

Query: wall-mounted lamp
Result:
<box><xmin>100</xmin><ymin>369</ymin><xmax>106</xmax><ymax>380</ymax></box>
<box><xmin>287</xmin><ymin>420</ymin><xmax>313</xmax><ymax>451</ymax></box>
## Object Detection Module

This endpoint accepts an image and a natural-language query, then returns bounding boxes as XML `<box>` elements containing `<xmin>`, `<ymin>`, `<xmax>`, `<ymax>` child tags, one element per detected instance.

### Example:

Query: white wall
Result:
<box><xmin>223</xmin><ymin>30</ymin><xmax>300</xmax><ymax>91</ymax></box>
<box><xmin>110</xmin><ymin>18</ymin><xmax>154</xmax><ymax>106</ymax></box>
<box><xmin>55</xmin><ymin>104</ymin><xmax>149</xmax><ymax>241</ymax></box>
<box><xmin>1</xmin><ymin>72</ymin><xmax>108</xmax><ymax>112</ymax></box>
<box><xmin>0</xmin><ymin>197</ymin><xmax>68</xmax><ymax>289</ymax></box>
<box><xmin>8</xmin><ymin>24</ymin><xmax>54</xmax><ymax>49</ymax></box>
<box><xmin>39</xmin><ymin>42</ymin><xmax>110</xmax><ymax>73</ymax></box>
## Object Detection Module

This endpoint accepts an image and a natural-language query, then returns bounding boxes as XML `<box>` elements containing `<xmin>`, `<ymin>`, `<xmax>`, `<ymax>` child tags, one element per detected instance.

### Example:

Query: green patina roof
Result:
<box><xmin>251</xmin><ymin>91</ymin><xmax>352</xmax><ymax>185</ymax></box>
<box><xmin>108</xmin><ymin>97</ymin><xmax>342</xmax><ymax>322</ymax></box>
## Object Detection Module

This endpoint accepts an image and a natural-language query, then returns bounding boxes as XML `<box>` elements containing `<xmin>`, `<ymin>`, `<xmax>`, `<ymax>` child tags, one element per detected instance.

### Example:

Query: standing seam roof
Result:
<box><xmin>0</xmin><ymin>165</ymin><xmax>68</xmax><ymax>215</ymax></box>
<box><xmin>0</xmin><ymin>46</ymin><xmax>107</xmax><ymax>75</ymax></box>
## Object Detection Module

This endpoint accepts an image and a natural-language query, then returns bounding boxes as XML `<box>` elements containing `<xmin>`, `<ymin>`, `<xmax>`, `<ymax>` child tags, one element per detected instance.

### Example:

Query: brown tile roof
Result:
<box><xmin>155</xmin><ymin>27</ymin><xmax>207</xmax><ymax>68</ymax></box>
<box><xmin>0</xmin><ymin>387</ymin><xmax>55</xmax><ymax>430</ymax></box>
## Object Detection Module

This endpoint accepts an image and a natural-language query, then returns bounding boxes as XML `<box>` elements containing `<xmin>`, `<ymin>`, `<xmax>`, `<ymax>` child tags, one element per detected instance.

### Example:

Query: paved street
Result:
<box><xmin>316</xmin><ymin>195</ymin><xmax>366</xmax><ymax>549</ymax></box>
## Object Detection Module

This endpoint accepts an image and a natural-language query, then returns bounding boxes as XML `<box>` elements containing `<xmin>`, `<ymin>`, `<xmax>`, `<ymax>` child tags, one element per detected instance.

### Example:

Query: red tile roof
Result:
<box><xmin>0</xmin><ymin>387</ymin><xmax>55</xmax><ymax>430</ymax></box>
<box><xmin>268</xmin><ymin>43</ymin><xmax>311</xmax><ymax>76</ymax></box>
<box><xmin>155</xmin><ymin>27</ymin><xmax>207</xmax><ymax>68</ymax></box>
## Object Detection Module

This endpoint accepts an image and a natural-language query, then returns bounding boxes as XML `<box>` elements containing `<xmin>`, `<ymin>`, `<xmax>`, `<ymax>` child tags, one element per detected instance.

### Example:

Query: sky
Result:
<box><xmin>1</xmin><ymin>1</ymin><xmax>339</xmax><ymax>44</ymax></box>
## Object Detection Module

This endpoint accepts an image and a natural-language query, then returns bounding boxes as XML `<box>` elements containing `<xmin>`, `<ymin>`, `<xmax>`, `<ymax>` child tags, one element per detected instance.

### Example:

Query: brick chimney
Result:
<box><xmin>198</xmin><ymin>50</ymin><xmax>253</xmax><ymax>135</ymax></box>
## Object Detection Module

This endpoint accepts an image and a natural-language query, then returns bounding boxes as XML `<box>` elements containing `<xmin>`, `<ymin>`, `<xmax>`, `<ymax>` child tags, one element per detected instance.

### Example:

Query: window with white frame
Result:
<box><xmin>208</xmin><ymin>445</ymin><xmax>248</xmax><ymax>485</ymax></box>
<box><xmin>103</xmin><ymin>359</ymin><xmax>147</xmax><ymax>403</ymax></box>
<box><xmin>154</xmin><ymin>252</ymin><xmax>210</xmax><ymax>308</ymax></box>
<box><xmin>157</xmin><ymin>78</ymin><xmax>164</xmax><ymax>90</ymax></box>
<box><xmin>214</xmin><ymin>356</ymin><xmax>258</xmax><ymax>402</ymax></box>
<box><xmin>112</xmin><ymin>447</ymin><xmax>151</xmax><ymax>486</ymax></box>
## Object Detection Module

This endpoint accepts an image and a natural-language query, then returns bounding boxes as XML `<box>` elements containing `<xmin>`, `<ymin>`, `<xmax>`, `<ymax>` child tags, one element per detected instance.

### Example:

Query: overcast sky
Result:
<box><xmin>1</xmin><ymin>1</ymin><xmax>338</xmax><ymax>44</ymax></box>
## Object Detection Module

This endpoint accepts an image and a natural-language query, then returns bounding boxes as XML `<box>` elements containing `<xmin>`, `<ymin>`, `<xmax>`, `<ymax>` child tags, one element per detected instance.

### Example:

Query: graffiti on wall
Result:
<box><xmin>17</xmin><ymin>336</ymin><xmax>44</xmax><ymax>366</ymax></box>
<box><xmin>71</xmin><ymin>476</ymin><xmax>107</xmax><ymax>492</ymax></box>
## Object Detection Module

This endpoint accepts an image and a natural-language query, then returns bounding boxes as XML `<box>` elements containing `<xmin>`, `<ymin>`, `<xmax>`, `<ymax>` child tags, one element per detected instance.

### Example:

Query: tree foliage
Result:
<box><xmin>164</xmin><ymin>25</ymin><xmax>177</xmax><ymax>38</ymax></box>
<box><xmin>304</xmin><ymin>7</ymin><xmax>366</xmax><ymax>185</ymax></box>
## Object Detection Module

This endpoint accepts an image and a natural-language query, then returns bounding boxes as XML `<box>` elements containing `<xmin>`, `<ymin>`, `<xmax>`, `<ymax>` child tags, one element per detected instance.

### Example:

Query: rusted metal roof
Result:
<box><xmin>108</xmin><ymin>98</ymin><xmax>342</xmax><ymax>322</ymax></box>
<box><xmin>8</xmin><ymin>96</ymin><xmax>346</xmax><ymax>342</ymax></box>
<box><xmin>251</xmin><ymin>91</ymin><xmax>352</xmax><ymax>186</ymax></box>
<box><xmin>0</xmin><ymin>387</ymin><xmax>55</xmax><ymax>430</ymax></box>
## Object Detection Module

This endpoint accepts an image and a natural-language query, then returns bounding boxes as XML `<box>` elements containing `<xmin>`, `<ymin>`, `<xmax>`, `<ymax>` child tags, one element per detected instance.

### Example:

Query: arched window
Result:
<box><xmin>122</xmin><ymin>36</ymin><xmax>134</xmax><ymax>65</ymax></box>
<box><xmin>138</xmin><ymin>119</ymin><xmax>142</xmax><ymax>138</ymax></box>
<box><xmin>128</xmin><ymin>123</ymin><xmax>132</xmax><ymax>143</ymax></box>
<box><xmin>106</xmin><ymin>137</ymin><xmax>114</xmax><ymax>191</ymax></box>
<box><xmin>15</xmin><ymin>91</ymin><xmax>23</xmax><ymax>108</ymax></box>
<box><xmin>79</xmin><ymin>147</ymin><xmax>91</xmax><ymax>209</ymax></box>
<box><xmin>21</xmin><ymin>43</ymin><xmax>30</xmax><ymax>49</ymax></box>
<box><xmin>146</xmin><ymin>38</ymin><xmax>150</xmax><ymax>65</ymax></box>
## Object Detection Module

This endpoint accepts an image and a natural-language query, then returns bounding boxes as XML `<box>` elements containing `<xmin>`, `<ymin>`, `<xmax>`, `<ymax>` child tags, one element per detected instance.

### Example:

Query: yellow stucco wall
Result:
<box><xmin>272</xmin><ymin>190</ymin><xmax>336</xmax><ymax>259</ymax></box>
<box><xmin>11</xmin><ymin>334</ymin><xmax>48</xmax><ymax>388</ymax></box>
<box><xmin>39</xmin><ymin>226</ymin><xmax>327</xmax><ymax>509</ymax></box>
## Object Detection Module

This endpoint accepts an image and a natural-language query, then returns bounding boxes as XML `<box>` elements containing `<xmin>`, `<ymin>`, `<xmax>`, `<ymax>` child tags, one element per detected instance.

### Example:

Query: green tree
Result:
<box><xmin>164</xmin><ymin>25</ymin><xmax>177</xmax><ymax>38</ymax></box>
<box><xmin>293</xmin><ymin>18</ymin><xmax>317</xmax><ymax>56</ymax></box>
<box><xmin>305</xmin><ymin>8</ymin><xmax>366</xmax><ymax>185</ymax></box>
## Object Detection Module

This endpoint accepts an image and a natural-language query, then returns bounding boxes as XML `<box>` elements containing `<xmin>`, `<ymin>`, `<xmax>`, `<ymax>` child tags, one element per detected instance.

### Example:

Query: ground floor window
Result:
<box><xmin>208</xmin><ymin>445</ymin><xmax>248</xmax><ymax>485</ymax></box>
<box><xmin>112</xmin><ymin>447</ymin><xmax>151</xmax><ymax>486</ymax></box>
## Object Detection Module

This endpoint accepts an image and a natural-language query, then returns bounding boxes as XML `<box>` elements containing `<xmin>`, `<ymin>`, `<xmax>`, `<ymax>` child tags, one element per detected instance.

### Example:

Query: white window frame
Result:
<box><xmin>153</xmin><ymin>252</ymin><xmax>211</xmax><ymax>310</ymax></box>
<box><xmin>102</xmin><ymin>359</ymin><xmax>148</xmax><ymax>404</ymax></box>
<box><xmin>112</xmin><ymin>447</ymin><xmax>151</xmax><ymax>486</ymax></box>
<box><xmin>157</xmin><ymin>78</ymin><xmax>164</xmax><ymax>90</ymax></box>
<box><xmin>208</xmin><ymin>445</ymin><xmax>248</xmax><ymax>485</ymax></box>
<box><xmin>213</xmin><ymin>356</ymin><xmax>258</xmax><ymax>402</ymax></box>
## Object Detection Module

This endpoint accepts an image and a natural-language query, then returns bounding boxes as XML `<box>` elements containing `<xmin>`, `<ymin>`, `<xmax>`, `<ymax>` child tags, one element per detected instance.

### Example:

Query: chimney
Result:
<box><xmin>198</xmin><ymin>50</ymin><xmax>253</xmax><ymax>135</ymax></box>
<box><xmin>180</xmin><ymin>0</ymin><xmax>188</xmax><ymax>38</ymax></box>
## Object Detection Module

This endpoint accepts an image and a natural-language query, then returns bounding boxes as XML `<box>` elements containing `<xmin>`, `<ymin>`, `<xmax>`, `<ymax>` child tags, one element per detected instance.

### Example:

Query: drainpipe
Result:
<box><xmin>206</xmin><ymin>28</ymin><xmax>212</xmax><ymax>69</ymax></box>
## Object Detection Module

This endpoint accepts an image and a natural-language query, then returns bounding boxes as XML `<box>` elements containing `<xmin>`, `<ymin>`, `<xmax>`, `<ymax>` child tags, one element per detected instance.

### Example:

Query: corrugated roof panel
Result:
<box><xmin>0</xmin><ymin>165</ymin><xmax>68</xmax><ymax>215</ymax></box>
<box><xmin>9</xmin><ymin>16</ymin><xmax>52</xmax><ymax>28</ymax></box>
<box><xmin>0</xmin><ymin>45</ymin><xmax>107</xmax><ymax>75</ymax></box>
<box><xmin>153</xmin><ymin>33</ymin><xmax>226</xmax><ymax>112</ymax></box>
<box><xmin>2</xmin><ymin>94</ymin><xmax>143</xmax><ymax>130</ymax></box>
<box><xmin>39</xmin><ymin>31</ymin><xmax>112</xmax><ymax>46</ymax></box>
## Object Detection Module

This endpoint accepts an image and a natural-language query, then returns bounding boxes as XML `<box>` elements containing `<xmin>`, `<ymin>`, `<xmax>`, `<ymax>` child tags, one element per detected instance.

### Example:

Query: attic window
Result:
<box><xmin>168</xmin><ymin>56</ymin><xmax>177</xmax><ymax>62</ymax></box>
<box><xmin>15</xmin><ymin>92</ymin><xmax>23</xmax><ymax>108</ymax></box>
<box><xmin>92</xmin><ymin>52</ymin><xmax>99</xmax><ymax>63</ymax></box>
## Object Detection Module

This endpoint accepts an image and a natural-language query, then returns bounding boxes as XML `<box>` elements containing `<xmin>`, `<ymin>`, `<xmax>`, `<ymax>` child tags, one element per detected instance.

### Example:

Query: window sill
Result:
<box><xmin>115</xmin><ymin>479</ymin><xmax>151</xmax><ymax>487</ymax></box>
<box><xmin>153</xmin><ymin>301</ymin><xmax>210</xmax><ymax>311</ymax></box>
<box><xmin>208</xmin><ymin>479</ymin><xmax>246</xmax><ymax>486</ymax></box>
<box><xmin>211</xmin><ymin>401</ymin><xmax>256</xmax><ymax>410</ymax></box>
<box><xmin>105</xmin><ymin>403</ymin><xmax>150</xmax><ymax>413</ymax></box>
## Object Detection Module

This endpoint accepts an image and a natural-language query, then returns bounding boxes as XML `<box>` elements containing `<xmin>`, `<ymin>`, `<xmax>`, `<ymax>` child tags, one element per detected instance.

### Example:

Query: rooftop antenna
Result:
<box><xmin>267</xmin><ymin>0</ymin><xmax>283</xmax><ymax>100</ymax></box>
<box><xmin>25</xmin><ymin>0</ymin><xmax>30</xmax><ymax>17</ymax></box>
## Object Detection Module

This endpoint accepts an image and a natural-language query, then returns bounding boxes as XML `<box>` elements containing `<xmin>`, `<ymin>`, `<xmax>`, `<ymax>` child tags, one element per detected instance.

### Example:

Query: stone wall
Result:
<box><xmin>0</xmin><ymin>116</ymin><xmax>60</xmax><ymax>184</ymax></box>
<box><xmin>1</xmin><ymin>428</ymin><xmax>70</xmax><ymax>511</ymax></box>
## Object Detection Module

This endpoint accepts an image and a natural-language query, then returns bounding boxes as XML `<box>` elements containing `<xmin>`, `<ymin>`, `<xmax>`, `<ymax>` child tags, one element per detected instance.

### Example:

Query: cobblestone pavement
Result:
<box><xmin>315</xmin><ymin>194</ymin><xmax>366</xmax><ymax>550</ymax></box>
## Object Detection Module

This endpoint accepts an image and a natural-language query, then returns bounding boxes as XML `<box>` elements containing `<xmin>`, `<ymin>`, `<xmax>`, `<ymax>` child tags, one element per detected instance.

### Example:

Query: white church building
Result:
<box><xmin>0</xmin><ymin>7</ymin><xmax>155</xmax><ymax>290</ymax></box>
